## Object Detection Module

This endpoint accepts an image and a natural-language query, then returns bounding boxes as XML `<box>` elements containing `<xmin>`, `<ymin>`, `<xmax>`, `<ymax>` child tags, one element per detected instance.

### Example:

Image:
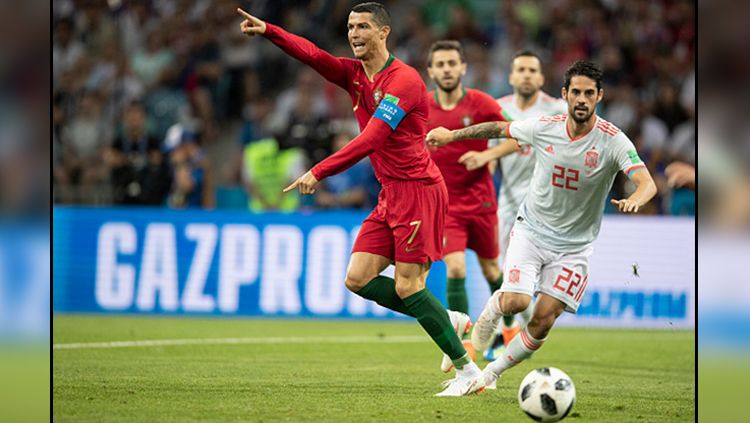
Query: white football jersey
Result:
<box><xmin>493</xmin><ymin>92</ymin><xmax>567</xmax><ymax>221</ymax></box>
<box><xmin>508</xmin><ymin>114</ymin><xmax>647</xmax><ymax>252</ymax></box>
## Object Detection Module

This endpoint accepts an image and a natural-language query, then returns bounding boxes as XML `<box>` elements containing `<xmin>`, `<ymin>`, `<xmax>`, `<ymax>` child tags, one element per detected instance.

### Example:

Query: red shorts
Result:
<box><xmin>352</xmin><ymin>180</ymin><xmax>448</xmax><ymax>263</ymax></box>
<box><xmin>443</xmin><ymin>210</ymin><xmax>499</xmax><ymax>259</ymax></box>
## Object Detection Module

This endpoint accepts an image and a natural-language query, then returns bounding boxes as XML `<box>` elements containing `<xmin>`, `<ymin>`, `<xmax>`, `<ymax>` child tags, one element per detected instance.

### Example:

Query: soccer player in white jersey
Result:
<box><xmin>485</xmin><ymin>51</ymin><xmax>568</xmax><ymax>361</ymax></box>
<box><xmin>426</xmin><ymin>60</ymin><xmax>657</xmax><ymax>388</ymax></box>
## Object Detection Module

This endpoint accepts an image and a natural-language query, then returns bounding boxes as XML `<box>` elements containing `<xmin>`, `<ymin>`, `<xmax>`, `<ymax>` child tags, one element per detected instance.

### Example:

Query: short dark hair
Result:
<box><xmin>563</xmin><ymin>60</ymin><xmax>603</xmax><ymax>90</ymax></box>
<box><xmin>427</xmin><ymin>40</ymin><xmax>465</xmax><ymax>66</ymax></box>
<box><xmin>511</xmin><ymin>50</ymin><xmax>543</xmax><ymax>67</ymax></box>
<box><xmin>351</xmin><ymin>2</ymin><xmax>390</xmax><ymax>28</ymax></box>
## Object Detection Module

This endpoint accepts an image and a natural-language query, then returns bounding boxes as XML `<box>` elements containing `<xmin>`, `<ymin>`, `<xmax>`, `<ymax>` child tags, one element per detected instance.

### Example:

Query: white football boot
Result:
<box><xmin>440</xmin><ymin>310</ymin><xmax>472</xmax><ymax>373</ymax></box>
<box><xmin>435</xmin><ymin>361</ymin><xmax>486</xmax><ymax>396</ymax></box>
<box><xmin>471</xmin><ymin>292</ymin><xmax>502</xmax><ymax>351</ymax></box>
<box><xmin>482</xmin><ymin>367</ymin><xmax>499</xmax><ymax>390</ymax></box>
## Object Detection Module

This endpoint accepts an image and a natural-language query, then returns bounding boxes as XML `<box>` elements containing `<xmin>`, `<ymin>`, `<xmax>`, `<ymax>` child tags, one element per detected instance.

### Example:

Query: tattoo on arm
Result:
<box><xmin>453</xmin><ymin>121</ymin><xmax>508</xmax><ymax>141</ymax></box>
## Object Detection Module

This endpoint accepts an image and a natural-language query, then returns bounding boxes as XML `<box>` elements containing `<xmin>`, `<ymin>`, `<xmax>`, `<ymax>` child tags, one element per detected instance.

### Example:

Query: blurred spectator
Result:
<box><xmin>131</xmin><ymin>29</ymin><xmax>175</xmax><ymax>90</ymax></box>
<box><xmin>56</xmin><ymin>91</ymin><xmax>112</xmax><ymax>204</ymax></box>
<box><xmin>106</xmin><ymin>101</ymin><xmax>172</xmax><ymax>205</ymax></box>
<box><xmin>52</xmin><ymin>17</ymin><xmax>84</xmax><ymax>86</ymax></box>
<box><xmin>241</xmin><ymin>137</ymin><xmax>305</xmax><ymax>213</ymax></box>
<box><xmin>653</xmin><ymin>81</ymin><xmax>688</xmax><ymax>132</ymax></box>
<box><xmin>315</xmin><ymin>130</ymin><xmax>378</xmax><ymax>210</ymax></box>
<box><xmin>164</xmin><ymin>123</ymin><xmax>215</xmax><ymax>209</ymax></box>
<box><xmin>444</xmin><ymin>4</ymin><xmax>490</xmax><ymax>46</ymax></box>
<box><xmin>268</xmin><ymin>68</ymin><xmax>330</xmax><ymax>163</ymax></box>
<box><xmin>51</xmin><ymin>0</ymin><xmax>694</xmax><ymax>214</ymax></box>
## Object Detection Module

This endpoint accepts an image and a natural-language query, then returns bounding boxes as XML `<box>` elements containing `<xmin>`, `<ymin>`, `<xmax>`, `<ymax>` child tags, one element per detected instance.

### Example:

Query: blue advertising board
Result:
<box><xmin>53</xmin><ymin>208</ymin><xmax>694</xmax><ymax>328</ymax></box>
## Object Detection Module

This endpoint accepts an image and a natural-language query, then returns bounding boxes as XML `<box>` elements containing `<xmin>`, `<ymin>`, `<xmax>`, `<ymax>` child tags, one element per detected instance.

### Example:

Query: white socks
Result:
<box><xmin>487</xmin><ymin>290</ymin><xmax>504</xmax><ymax>317</ymax></box>
<box><xmin>485</xmin><ymin>326</ymin><xmax>546</xmax><ymax>377</ymax></box>
<box><xmin>456</xmin><ymin>360</ymin><xmax>481</xmax><ymax>378</ymax></box>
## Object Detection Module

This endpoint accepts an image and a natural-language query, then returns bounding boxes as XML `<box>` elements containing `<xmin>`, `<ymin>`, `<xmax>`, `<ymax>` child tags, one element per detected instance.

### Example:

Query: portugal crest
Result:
<box><xmin>584</xmin><ymin>149</ymin><xmax>599</xmax><ymax>169</ymax></box>
<box><xmin>373</xmin><ymin>89</ymin><xmax>383</xmax><ymax>104</ymax></box>
<box><xmin>462</xmin><ymin>115</ymin><xmax>473</xmax><ymax>127</ymax></box>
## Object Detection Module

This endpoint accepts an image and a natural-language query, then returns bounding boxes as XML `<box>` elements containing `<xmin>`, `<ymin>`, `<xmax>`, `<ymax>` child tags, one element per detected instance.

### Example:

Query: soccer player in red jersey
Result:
<box><xmin>238</xmin><ymin>2</ymin><xmax>484</xmax><ymax>396</ymax></box>
<box><xmin>424</xmin><ymin>40</ymin><xmax>507</xmax><ymax>373</ymax></box>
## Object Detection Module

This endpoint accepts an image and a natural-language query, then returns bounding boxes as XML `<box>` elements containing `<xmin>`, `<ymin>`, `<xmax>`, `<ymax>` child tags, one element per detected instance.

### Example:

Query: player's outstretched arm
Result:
<box><xmin>427</xmin><ymin>121</ymin><xmax>510</xmax><ymax>147</ymax></box>
<box><xmin>458</xmin><ymin>138</ymin><xmax>521</xmax><ymax>171</ymax></box>
<box><xmin>311</xmin><ymin>118</ymin><xmax>392</xmax><ymax>181</ymax></box>
<box><xmin>237</xmin><ymin>8</ymin><xmax>348</xmax><ymax>88</ymax></box>
<box><xmin>610</xmin><ymin>168</ymin><xmax>658</xmax><ymax>213</ymax></box>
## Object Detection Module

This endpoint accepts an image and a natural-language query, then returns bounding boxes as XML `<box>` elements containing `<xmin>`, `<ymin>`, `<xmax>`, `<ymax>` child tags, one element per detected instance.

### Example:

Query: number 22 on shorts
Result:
<box><xmin>553</xmin><ymin>266</ymin><xmax>589</xmax><ymax>301</ymax></box>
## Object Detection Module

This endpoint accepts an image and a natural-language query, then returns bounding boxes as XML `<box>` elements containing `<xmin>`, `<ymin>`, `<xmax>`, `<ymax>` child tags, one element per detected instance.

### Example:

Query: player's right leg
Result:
<box><xmin>345</xmin><ymin>252</ymin><xmax>418</xmax><ymax>316</ymax></box>
<box><xmin>346</xmin><ymin>208</ymin><xmax>417</xmax><ymax>316</ymax></box>
<box><xmin>393</xmin><ymin>260</ymin><xmax>484</xmax><ymax>396</ymax></box>
<box><xmin>473</xmin><ymin>224</ymin><xmax>541</xmax><ymax>350</ymax></box>
<box><xmin>482</xmin><ymin>293</ymin><xmax>566</xmax><ymax>388</ymax></box>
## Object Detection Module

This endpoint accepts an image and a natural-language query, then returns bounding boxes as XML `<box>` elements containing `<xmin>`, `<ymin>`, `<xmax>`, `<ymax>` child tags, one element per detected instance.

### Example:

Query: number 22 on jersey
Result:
<box><xmin>551</xmin><ymin>165</ymin><xmax>579</xmax><ymax>191</ymax></box>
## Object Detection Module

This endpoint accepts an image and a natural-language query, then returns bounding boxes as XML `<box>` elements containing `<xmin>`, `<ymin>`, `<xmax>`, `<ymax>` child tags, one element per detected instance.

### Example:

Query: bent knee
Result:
<box><xmin>345</xmin><ymin>272</ymin><xmax>373</xmax><ymax>292</ymax></box>
<box><xmin>500</xmin><ymin>294</ymin><xmax>531</xmax><ymax>315</ymax></box>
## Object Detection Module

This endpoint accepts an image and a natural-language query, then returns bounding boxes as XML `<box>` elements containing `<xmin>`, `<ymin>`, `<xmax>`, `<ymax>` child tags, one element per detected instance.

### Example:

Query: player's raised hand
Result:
<box><xmin>426</xmin><ymin>127</ymin><xmax>454</xmax><ymax>147</ymax></box>
<box><xmin>459</xmin><ymin>150</ymin><xmax>490</xmax><ymax>171</ymax></box>
<box><xmin>237</xmin><ymin>8</ymin><xmax>266</xmax><ymax>36</ymax></box>
<box><xmin>283</xmin><ymin>171</ymin><xmax>319</xmax><ymax>195</ymax></box>
<box><xmin>610</xmin><ymin>198</ymin><xmax>640</xmax><ymax>213</ymax></box>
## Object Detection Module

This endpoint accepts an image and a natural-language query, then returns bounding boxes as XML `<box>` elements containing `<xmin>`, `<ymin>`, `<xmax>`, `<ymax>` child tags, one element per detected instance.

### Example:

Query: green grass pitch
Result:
<box><xmin>53</xmin><ymin>315</ymin><xmax>694</xmax><ymax>422</ymax></box>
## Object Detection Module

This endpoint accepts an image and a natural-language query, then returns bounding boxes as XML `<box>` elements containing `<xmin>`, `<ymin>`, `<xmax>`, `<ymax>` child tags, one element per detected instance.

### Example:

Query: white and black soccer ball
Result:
<box><xmin>518</xmin><ymin>367</ymin><xmax>576</xmax><ymax>422</ymax></box>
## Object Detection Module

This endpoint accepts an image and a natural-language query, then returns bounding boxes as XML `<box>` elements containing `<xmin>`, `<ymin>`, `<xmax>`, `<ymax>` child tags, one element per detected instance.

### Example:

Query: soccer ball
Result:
<box><xmin>518</xmin><ymin>367</ymin><xmax>576</xmax><ymax>422</ymax></box>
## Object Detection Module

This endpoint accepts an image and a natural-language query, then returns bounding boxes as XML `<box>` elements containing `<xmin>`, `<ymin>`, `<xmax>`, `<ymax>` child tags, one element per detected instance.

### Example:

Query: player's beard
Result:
<box><xmin>570</xmin><ymin>106</ymin><xmax>594</xmax><ymax>124</ymax></box>
<box><xmin>437</xmin><ymin>78</ymin><xmax>460</xmax><ymax>93</ymax></box>
<box><xmin>516</xmin><ymin>83</ymin><xmax>538</xmax><ymax>99</ymax></box>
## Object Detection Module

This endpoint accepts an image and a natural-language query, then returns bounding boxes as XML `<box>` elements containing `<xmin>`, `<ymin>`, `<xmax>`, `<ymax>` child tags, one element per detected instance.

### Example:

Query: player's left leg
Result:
<box><xmin>389</xmin><ymin>180</ymin><xmax>483</xmax><ymax>396</ymax></box>
<box><xmin>394</xmin><ymin>260</ymin><xmax>484</xmax><ymax>396</ymax></box>
<box><xmin>443</xmin><ymin>213</ymin><xmax>469</xmax><ymax>314</ymax></box>
<box><xmin>444</xmin><ymin>251</ymin><xmax>468</xmax><ymax>314</ymax></box>
<box><xmin>440</xmin><ymin>251</ymin><xmax>473</xmax><ymax>373</ymax></box>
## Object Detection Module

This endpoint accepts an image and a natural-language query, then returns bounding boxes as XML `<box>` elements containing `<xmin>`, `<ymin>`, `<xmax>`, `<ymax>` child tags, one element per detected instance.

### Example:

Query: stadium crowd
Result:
<box><xmin>53</xmin><ymin>0</ymin><xmax>694</xmax><ymax>215</ymax></box>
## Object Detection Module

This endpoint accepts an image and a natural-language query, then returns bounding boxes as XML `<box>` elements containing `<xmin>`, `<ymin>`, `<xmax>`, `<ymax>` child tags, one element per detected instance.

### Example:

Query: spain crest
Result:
<box><xmin>509</xmin><ymin>268</ymin><xmax>520</xmax><ymax>284</ymax></box>
<box><xmin>373</xmin><ymin>89</ymin><xmax>383</xmax><ymax>104</ymax></box>
<box><xmin>584</xmin><ymin>149</ymin><xmax>599</xmax><ymax>169</ymax></box>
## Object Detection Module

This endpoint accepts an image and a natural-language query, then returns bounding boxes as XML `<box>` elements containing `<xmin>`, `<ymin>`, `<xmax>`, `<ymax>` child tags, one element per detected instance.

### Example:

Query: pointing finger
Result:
<box><xmin>283</xmin><ymin>179</ymin><xmax>300</xmax><ymax>193</ymax></box>
<box><xmin>237</xmin><ymin>8</ymin><xmax>254</xmax><ymax>20</ymax></box>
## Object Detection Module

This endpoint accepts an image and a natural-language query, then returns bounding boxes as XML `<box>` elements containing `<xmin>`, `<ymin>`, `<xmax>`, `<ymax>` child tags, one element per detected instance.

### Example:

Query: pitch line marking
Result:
<box><xmin>54</xmin><ymin>335</ymin><xmax>429</xmax><ymax>350</ymax></box>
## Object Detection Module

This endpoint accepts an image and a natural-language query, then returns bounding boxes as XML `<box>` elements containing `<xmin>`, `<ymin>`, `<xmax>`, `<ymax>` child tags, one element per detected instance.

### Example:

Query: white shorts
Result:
<box><xmin>497</xmin><ymin>211</ymin><xmax>516</xmax><ymax>269</ymax></box>
<box><xmin>500</xmin><ymin>225</ymin><xmax>592</xmax><ymax>313</ymax></box>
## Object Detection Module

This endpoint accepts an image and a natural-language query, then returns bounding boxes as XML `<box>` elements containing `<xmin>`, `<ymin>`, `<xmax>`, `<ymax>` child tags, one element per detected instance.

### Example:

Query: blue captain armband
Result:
<box><xmin>373</xmin><ymin>99</ymin><xmax>405</xmax><ymax>130</ymax></box>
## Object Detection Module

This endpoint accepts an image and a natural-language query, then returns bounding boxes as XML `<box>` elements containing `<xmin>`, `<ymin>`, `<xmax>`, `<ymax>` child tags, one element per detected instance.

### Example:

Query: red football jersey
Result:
<box><xmin>427</xmin><ymin>88</ymin><xmax>505</xmax><ymax>214</ymax></box>
<box><xmin>264</xmin><ymin>24</ymin><xmax>442</xmax><ymax>186</ymax></box>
